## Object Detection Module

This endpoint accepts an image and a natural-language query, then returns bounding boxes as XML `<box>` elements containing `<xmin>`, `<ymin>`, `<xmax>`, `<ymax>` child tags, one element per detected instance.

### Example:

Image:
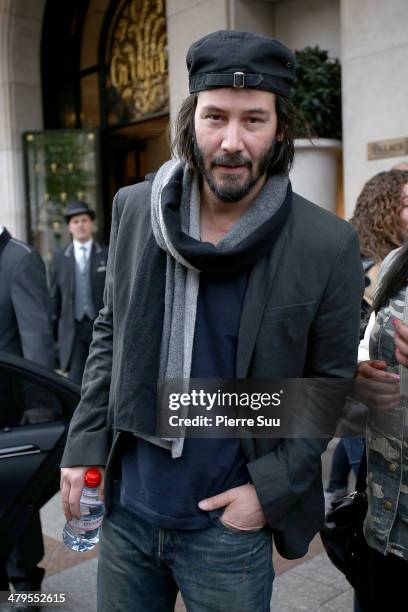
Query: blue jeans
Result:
<box><xmin>327</xmin><ymin>437</ymin><xmax>364</xmax><ymax>492</ymax></box>
<box><xmin>97</xmin><ymin>484</ymin><xmax>274</xmax><ymax>611</ymax></box>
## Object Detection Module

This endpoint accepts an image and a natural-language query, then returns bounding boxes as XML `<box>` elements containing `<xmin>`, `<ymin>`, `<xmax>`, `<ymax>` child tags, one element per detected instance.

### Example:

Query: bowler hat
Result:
<box><xmin>187</xmin><ymin>30</ymin><xmax>295</xmax><ymax>98</ymax></box>
<box><xmin>63</xmin><ymin>201</ymin><xmax>96</xmax><ymax>222</ymax></box>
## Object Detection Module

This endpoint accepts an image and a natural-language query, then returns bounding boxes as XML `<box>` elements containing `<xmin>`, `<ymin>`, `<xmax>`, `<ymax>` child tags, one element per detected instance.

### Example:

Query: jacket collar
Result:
<box><xmin>0</xmin><ymin>227</ymin><xmax>11</xmax><ymax>256</ymax></box>
<box><xmin>236</xmin><ymin>225</ymin><xmax>288</xmax><ymax>377</ymax></box>
<box><xmin>64</xmin><ymin>243</ymin><xmax>73</xmax><ymax>257</ymax></box>
<box><xmin>64</xmin><ymin>240</ymin><xmax>102</xmax><ymax>257</ymax></box>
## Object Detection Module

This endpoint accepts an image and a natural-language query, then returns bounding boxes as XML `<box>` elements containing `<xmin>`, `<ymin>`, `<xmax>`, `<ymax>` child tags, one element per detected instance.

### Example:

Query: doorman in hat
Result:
<box><xmin>61</xmin><ymin>31</ymin><xmax>363</xmax><ymax>610</ymax></box>
<box><xmin>50</xmin><ymin>202</ymin><xmax>108</xmax><ymax>384</ymax></box>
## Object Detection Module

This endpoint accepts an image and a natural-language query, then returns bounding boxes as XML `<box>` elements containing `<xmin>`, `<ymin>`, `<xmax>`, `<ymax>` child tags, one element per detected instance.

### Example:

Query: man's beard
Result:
<box><xmin>193</xmin><ymin>137</ymin><xmax>276</xmax><ymax>203</ymax></box>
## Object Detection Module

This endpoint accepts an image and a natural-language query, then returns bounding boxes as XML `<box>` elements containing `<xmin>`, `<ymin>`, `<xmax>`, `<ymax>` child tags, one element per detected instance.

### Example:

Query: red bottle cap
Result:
<box><xmin>84</xmin><ymin>468</ymin><xmax>102</xmax><ymax>488</ymax></box>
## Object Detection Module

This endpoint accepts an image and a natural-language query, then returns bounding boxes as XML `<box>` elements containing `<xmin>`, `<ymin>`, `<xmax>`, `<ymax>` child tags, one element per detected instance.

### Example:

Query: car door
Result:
<box><xmin>0</xmin><ymin>351</ymin><xmax>80</xmax><ymax>563</ymax></box>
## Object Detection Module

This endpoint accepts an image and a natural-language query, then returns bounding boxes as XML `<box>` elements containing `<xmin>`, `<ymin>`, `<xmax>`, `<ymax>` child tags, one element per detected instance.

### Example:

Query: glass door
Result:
<box><xmin>23</xmin><ymin>129</ymin><xmax>101</xmax><ymax>267</ymax></box>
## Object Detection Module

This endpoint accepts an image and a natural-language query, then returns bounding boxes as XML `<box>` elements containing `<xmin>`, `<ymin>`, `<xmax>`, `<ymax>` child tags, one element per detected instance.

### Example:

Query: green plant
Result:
<box><xmin>292</xmin><ymin>46</ymin><xmax>342</xmax><ymax>140</ymax></box>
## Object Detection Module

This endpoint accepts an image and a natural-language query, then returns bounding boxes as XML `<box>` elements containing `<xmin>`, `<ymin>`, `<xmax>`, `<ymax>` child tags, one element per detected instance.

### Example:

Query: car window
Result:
<box><xmin>0</xmin><ymin>370</ymin><xmax>64</xmax><ymax>428</ymax></box>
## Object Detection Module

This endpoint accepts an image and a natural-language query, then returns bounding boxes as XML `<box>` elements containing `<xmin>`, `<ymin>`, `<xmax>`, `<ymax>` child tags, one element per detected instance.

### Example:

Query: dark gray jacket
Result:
<box><xmin>50</xmin><ymin>241</ymin><xmax>108</xmax><ymax>370</ymax></box>
<box><xmin>0</xmin><ymin>229</ymin><xmax>54</xmax><ymax>368</ymax></box>
<box><xmin>61</xmin><ymin>181</ymin><xmax>364</xmax><ymax>559</ymax></box>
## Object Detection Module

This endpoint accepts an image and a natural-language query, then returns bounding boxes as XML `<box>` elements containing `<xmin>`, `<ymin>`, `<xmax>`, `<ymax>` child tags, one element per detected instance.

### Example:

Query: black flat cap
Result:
<box><xmin>187</xmin><ymin>30</ymin><xmax>295</xmax><ymax>97</ymax></box>
<box><xmin>63</xmin><ymin>201</ymin><xmax>96</xmax><ymax>222</ymax></box>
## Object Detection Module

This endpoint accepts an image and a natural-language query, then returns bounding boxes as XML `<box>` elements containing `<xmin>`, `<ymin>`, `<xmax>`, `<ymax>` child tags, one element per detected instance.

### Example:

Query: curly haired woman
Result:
<box><xmin>325</xmin><ymin>170</ymin><xmax>408</xmax><ymax>612</ymax></box>
<box><xmin>325</xmin><ymin>171</ymin><xmax>408</xmax><ymax>509</ymax></box>
<box><xmin>326</xmin><ymin>171</ymin><xmax>408</xmax><ymax>511</ymax></box>
<box><xmin>350</xmin><ymin>169</ymin><xmax>408</xmax><ymax>313</ymax></box>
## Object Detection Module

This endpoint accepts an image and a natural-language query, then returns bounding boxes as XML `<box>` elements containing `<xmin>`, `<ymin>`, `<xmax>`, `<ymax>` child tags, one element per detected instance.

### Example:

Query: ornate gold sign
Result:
<box><xmin>106</xmin><ymin>0</ymin><xmax>169</xmax><ymax>123</ymax></box>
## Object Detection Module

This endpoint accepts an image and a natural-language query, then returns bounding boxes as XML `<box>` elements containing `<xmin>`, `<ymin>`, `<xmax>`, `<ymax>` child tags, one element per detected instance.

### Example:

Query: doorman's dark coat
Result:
<box><xmin>51</xmin><ymin>242</ymin><xmax>108</xmax><ymax>370</ymax></box>
<box><xmin>61</xmin><ymin>180</ymin><xmax>364</xmax><ymax>559</ymax></box>
<box><xmin>0</xmin><ymin>232</ymin><xmax>54</xmax><ymax>367</ymax></box>
<box><xmin>0</xmin><ymin>230</ymin><xmax>54</xmax><ymax>586</ymax></box>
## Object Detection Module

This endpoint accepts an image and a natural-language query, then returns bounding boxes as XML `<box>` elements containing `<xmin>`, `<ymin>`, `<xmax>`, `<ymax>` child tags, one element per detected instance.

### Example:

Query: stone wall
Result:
<box><xmin>0</xmin><ymin>0</ymin><xmax>45</xmax><ymax>239</ymax></box>
<box><xmin>341</xmin><ymin>0</ymin><xmax>408</xmax><ymax>217</ymax></box>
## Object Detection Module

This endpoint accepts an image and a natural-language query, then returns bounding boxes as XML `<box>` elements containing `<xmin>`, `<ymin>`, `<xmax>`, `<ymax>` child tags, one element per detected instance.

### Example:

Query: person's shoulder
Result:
<box><xmin>289</xmin><ymin>192</ymin><xmax>360</xmax><ymax>272</ymax></box>
<box><xmin>5</xmin><ymin>237</ymin><xmax>42</xmax><ymax>270</ymax></box>
<box><xmin>116</xmin><ymin>179</ymin><xmax>152</xmax><ymax>208</ymax></box>
<box><xmin>114</xmin><ymin>161</ymin><xmax>175</xmax><ymax>212</ymax></box>
<box><xmin>53</xmin><ymin>243</ymin><xmax>73</xmax><ymax>262</ymax></box>
<box><xmin>7</xmin><ymin>236</ymin><xmax>35</xmax><ymax>257</ymax></box>
<box><xmin>3</xmin><ymin>239</ymin><xmax>46</xmax><ymax>283</ymax></box>
<box><xmin>292</xmin><ymin>192</ymin><xmax>349</xmax><ymax>228</ymax></box>
<box><xmin>113</xmin><ymin>179</ymin><xmax>153</xmax><ymax>230</ymax></box>
<box><xmin>291</xmin><ymin>191</ymin><xmax>354</xmax><ymax>240</ymax></box>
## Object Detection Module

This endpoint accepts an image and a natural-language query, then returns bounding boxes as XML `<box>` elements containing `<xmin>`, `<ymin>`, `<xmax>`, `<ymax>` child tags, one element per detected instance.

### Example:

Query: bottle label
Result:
<box><xmin>69</xmin><ymin>515</ymin><xmax>103</xmax><ymax>531</ymax></box>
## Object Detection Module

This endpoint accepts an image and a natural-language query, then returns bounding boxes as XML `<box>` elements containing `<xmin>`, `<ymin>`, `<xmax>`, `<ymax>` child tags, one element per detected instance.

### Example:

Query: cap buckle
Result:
<box><xmin>233</xmin><ymin>71</ymin><xmax>245</xmax><ymax>88</ymax></box>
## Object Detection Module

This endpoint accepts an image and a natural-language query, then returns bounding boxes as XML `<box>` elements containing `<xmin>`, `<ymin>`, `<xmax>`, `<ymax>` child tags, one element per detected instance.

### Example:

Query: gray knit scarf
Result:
<box><xmin>150</xmin><ymin>159</ymin><xmax>289</xmax><ymax>457</ymax></box>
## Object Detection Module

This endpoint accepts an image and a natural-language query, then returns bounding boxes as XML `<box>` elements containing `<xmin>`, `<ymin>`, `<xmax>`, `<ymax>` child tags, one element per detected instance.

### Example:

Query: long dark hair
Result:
<box><xmin>171</xmin><ymin>92</ymin><xmax>308</xmax><ymax>175</ymax></box>
<box><xmin>372</xmin><ymin>241</ymin><xmax>408</xmax><ymax>312</ymax></box>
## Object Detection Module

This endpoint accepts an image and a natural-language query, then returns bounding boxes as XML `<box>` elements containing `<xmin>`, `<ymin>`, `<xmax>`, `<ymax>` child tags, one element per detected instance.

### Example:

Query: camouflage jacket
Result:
<box><xmin>366</xmin><ymin>285</ymin><xmax>408</xmax><ymax>560</ymax></box>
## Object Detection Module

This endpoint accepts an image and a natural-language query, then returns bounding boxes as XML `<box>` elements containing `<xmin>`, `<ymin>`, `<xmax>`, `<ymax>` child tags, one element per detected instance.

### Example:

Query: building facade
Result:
<box><xmin>1</xmin><ymin>0</ymin><xmax>407</xmax><ymax>251</ymax></box>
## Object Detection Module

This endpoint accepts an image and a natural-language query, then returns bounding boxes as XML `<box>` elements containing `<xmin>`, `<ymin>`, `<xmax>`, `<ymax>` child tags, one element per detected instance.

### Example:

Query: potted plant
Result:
<box><xmin>290</xmin><ymin>46</ymin><xmax>343</xmax><ymax>215</ymax></box>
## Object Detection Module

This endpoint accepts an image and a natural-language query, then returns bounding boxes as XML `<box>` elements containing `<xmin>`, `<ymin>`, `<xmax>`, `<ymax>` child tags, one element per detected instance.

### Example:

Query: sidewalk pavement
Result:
<box><xmin>39</xmin><ymin>443</ymin><xmax>354</xmax><ymax>611</ymax></box>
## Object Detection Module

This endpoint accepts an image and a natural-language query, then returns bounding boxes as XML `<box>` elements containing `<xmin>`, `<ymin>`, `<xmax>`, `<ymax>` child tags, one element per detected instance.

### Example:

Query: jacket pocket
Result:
<box><xmin>262</xmin><ymin>300</ymin><xmax>316</xmax><ymax>322</ymax></box>
<box><xmin>216</xmin><ymin>518</ymin><xmax>264</xmax><ymax>535</ymax></box>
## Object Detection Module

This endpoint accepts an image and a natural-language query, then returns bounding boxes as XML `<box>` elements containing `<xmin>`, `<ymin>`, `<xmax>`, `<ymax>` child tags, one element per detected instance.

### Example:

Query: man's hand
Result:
<box><xmin>393</xmin><ymin>319</ymin><xmax>408</xmax><ymax>367</ymax></box>
<box><xmin>60</xmin><ymin>466</ymin><xmax>105</xmax><ymax>521</ymax></box>
<box><xmin>198</xmin><ymin>484</ymin><xmax>266</xmax><ymax>531</ymax></box>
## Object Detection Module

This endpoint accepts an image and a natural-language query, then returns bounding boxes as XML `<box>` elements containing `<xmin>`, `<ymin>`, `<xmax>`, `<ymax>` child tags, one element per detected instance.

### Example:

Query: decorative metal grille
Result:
<box><xmin>105</xmin><ymin>0</ymin><xmax>169</xmax><ymax>124</ymax></box>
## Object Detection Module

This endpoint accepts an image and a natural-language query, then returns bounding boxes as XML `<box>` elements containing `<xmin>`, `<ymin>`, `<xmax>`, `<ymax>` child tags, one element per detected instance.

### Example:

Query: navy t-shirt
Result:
<box><xmin>120</xmin><ymin>270</ymin><xmax>250</xmax><ymax>529</ymax></box>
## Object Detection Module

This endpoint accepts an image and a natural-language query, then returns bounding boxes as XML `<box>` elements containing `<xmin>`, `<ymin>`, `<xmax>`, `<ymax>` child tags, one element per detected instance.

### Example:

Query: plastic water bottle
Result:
<box><xmin>62</xmin><ymin>468</ymin><xmax>104</xmax><ymax>552</ymax></box>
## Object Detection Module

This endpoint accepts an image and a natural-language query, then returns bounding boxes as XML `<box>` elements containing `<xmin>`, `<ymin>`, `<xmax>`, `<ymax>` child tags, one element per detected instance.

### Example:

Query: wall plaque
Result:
<box><xmin>105</xmin><ymin>0</ymin><xmax>169</xmax><ymax>124</ymax></box>
<box><xmin>367</xmin><ymin>137</ymin><xmax>408</xmax><ymax>160</ymax></box>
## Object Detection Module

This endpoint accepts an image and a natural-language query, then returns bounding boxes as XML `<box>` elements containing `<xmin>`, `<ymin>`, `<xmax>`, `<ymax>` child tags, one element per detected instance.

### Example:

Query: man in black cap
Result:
<box><xmin>50</xmin><ymin>202</ymin><xmax>108</xmax><ymax>384</ymax></box>
<box><xmin>60</xmin><ymin>31</ymin><xmax>363</xmax><ymax>610</ymax></box>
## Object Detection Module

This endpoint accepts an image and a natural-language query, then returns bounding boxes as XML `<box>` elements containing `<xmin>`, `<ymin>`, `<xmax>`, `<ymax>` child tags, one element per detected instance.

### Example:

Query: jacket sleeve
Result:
<box><xmin>11</xmin><ymin>250</ymin><xmax>55</xmax><ymax>369</ymax></box>
<box><xmin>61</xmin><ymin>191</ymin><xmax>122</xmax><ymax>467</ymax></box>
<box><xmin>247</xmin><ymin>227</ymin><xmax>364</xmax><ymax>528</ymax></box>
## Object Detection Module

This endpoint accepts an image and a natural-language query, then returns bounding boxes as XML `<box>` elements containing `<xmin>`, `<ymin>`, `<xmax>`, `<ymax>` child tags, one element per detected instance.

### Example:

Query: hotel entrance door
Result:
<box><xmin>101</xmin><ymin>113</ymin><xmax>170</xmax><ymax>240</ymax></box>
